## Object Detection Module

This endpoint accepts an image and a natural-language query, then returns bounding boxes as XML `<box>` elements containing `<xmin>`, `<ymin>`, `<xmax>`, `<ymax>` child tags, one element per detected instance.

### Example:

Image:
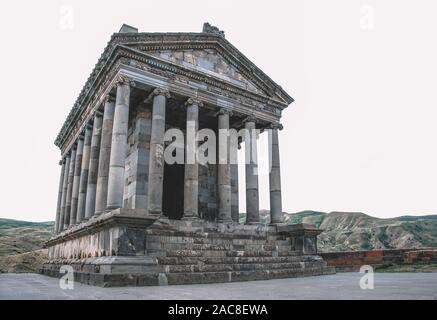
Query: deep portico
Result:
<box><xmin>41</xmin><ymin>23</ymin><xmax>334</xmax><ymax>286</ymax></box>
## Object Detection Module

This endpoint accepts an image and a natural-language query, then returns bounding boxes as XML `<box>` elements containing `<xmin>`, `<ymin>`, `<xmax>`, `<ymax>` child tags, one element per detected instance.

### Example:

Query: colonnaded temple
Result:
<box><xmin>41</xmin><ymin>23</ymin><xmax>334</xmax><ymax>286</ymax></box>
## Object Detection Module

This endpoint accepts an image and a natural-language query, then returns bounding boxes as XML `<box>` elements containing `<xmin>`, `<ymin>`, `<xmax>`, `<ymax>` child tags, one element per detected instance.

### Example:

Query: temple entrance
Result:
<box><xmin>162</xmin><ymin>163</ymin><xmax>185</xmax><ymax>219</ymax></box>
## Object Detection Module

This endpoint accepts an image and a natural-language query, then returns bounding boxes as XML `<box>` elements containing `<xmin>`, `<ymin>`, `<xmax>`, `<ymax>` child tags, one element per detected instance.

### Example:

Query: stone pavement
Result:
<box><xmin>0</xmin><ymin>272</ymin><xmax>436</xmax><ymax>300</ymax></box>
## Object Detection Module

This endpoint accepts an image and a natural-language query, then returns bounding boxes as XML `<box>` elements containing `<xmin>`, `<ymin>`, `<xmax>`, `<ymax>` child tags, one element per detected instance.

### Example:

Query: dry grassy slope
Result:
<box><xmin>243</xmin><ymin>210</ymin><xmax>437</xmax><ymax>252</ymax></box>
<box><xmin>0</xmin><ymin>249</ymin><xmax>48</xmax><ymax>273</ymax></box>
<box><xmin>0</xmin><ymin>218</ymin><xmax>54</xmax><ymax>256</ymax></box>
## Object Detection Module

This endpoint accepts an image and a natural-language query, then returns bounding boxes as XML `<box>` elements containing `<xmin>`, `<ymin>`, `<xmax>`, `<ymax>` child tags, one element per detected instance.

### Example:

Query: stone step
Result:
<box><xmin>158</xmin><ymin>254</ymin><xmax>319</xmax><ymax>265</ymax></box>
<box><xmin>150</xmin><ymin>242</ymin><xmax>292</xmax><ymax>252</ymax></box>
<box><xmin>163</xmin><ymin>260</ymin><xmax>327</xmax><ymax>273</ymax></box>
<box><xmin>163</xmin><ymin>266</ymin><xmax>336</xmax><ymax>285</ymax></box>
<box><xmin>147</xmin><ymin>229</ymin><xmax>275</xmax><ymax>241</ymax></box>
<box><xmin>146</xmin><ymin>236</ymin><xmax>290</xmax><ymax>246</ymax></box>
<box><xmin>162</xmin><ymin>249</ymin><xmax>298</xmax><ymax>258</ymax></box>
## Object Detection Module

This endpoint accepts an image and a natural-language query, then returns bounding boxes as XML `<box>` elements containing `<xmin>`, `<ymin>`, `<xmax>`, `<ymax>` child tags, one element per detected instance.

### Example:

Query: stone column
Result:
<box><xmin>85</xmin><ymin>112</ymin><xmax>103</xmax><ymax>219</ymax></box>
<box><xmin>95</xmin><ymin>96</ymin><xmax>116</xmax><ymax>214</ymax></box>
<box><xmin>58</xmin><ymin>153</ymin><xmax>70</xmax><ymax>232</ymax></box>
<box><xmin>269</xmin><ymin>123</ymin><xmax>284</xmax><ymax>224</ymax></box>
<box><xmin>183</xmin><ymin>98</ymin><xmax>200</xmax><ymax>219</ymax></box>
<box><xmin>217</xmin><ymin>108</ymin><xmax>232</xmax><ymax>223</ymax></box>
<box><xmin>231</xmin><ymin>163</ymin><xmax>239</xmax><ymax>223</ymax></box>
<box><xmin>244</xmin><ymin>116</ymin><xmax>260</xmax><ymax>224</ymax></box>
<box><xmin>70</xmin><ymin>136</ymin><xmax>84</xmax><ymax>225</ymax></box>
<box><xmin>63</xmin><ymin>145</ymin><xmax>76</xmax><ymax>230</ymax></box>
<box><xmin>76</xmin><ymin>124</ymin><xmax>93</xmax><ymax>222</ymax></box>
<box><xmin>107</xmin><ymin>77</ymin><xmax>132</xmax><ymax>209</ymax></box>
<box><xmin>55</xmin><ymin>159</ymin><xmax>66</xmax><ymax>233</ymax></box>
<box><xmin>147</xmin><ymin>88</ymin><xmax>169</xmax><ymax>215</ymax></box>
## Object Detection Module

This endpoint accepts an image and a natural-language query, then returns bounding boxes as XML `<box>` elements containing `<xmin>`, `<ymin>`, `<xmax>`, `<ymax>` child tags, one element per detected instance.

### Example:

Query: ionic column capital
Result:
<box><xmin>116</xmin><ymin>75</ymin><xmax>135</xmax><ymax>87</ymax></box>
<box><xmin>152</xmin><ymin>88</ymin><xmax>171</xmax><ymax>99</ymax></box>
<box><xmin>94</xmin><ymin>110</ymin><xmax>104</xmax><ymax>118</ymax></box>
<box><xmin>185</xmin><ymin>97</ymin><xmax>203</xmax><ymax>107</ymax></box>
<box><xmin>215</xmin><ymin>108</ymin><xmax>233</xmax><ymax>117</ymax></box>
<box><xmin>242</xmin><ymin>114</ymin><xmax>258</xmax><ymax>125</ymax></box>
<box><xmin>104</xmin><ymin>94</ymin><xmax>116</xmax><ymax>103</ymax></box>
<box><xmin>268</xmin><ymin>122</ymin><xmax>283</xmax><ymax>130</ymax></box>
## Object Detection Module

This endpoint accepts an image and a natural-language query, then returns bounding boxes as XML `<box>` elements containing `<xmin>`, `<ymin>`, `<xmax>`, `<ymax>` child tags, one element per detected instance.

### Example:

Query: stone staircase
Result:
<box><xmin>40</xmin><ymin>218</ymin><xmax>335</xmax><ymax>287</ymax></box>
<box><xmin>144</xmin><ymin>219</ymin><xmax>335</xmax><ymax>285</ymax></box>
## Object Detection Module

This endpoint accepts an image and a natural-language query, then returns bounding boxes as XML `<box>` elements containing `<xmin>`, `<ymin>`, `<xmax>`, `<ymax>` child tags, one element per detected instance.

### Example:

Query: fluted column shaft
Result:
<box><xmin>55</xmin><ymin>159</ymin><xmax>66</xmax><ymax>233</ymax></box>
<box><xmin>269</xmin><ymin>124</ymin><xmax>283</xmax><ymax>224</ymax></box>
<box><xmin>217</xmin><ymin>109</ymin><xmax>232</xmax><ymax>223</ymax></box>
<box><xmin>76</xmin><ymin>125</ymin><xmax>92</xmax><ymax>222</ymax></box>
<box><xmin>107</xmin><ymin>78</ymin><xmax>131</xmax><ymax>209</ymax></box>
<box><xmin>183</xmin><ymin>98</ymin><xmax>200</xmax><ymax>219</ymax></box>
<box><xmin>245</xmin><ymin>117</ymin><xmax>260</xmax><ymax>224</ymax></box>
<box><xmin>85</xmin><ymin>112</ymin><xmax>103</xmax><ymax>218</ymax></box>
<box><xmin>63</xmin><ymin>146</ymin><xmax>76</xmax><ymax>229</ymax></box>
<box><xmin>95</xmin><ymin>97</ymin><xmax>116</xmax><ymax>214</ymax></box>
<box><xmin>70</xmin><ymin>136</ymin><xmax>84</xmax><ymax>225</ymax></box>
<box><xmin>58</xmin><ymin>154</ymin><xmax>70</xmax><ymax>232</ymax></box>
<box><xmin>147</xmin><ymin>89</ymin><xmax>169</xmax><ymax>215</ymax></box>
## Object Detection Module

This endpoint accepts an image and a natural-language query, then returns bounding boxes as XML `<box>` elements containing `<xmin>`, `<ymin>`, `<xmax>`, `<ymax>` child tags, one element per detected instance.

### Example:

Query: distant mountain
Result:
<box><xmin>0</xmin><ymin>218</ymin><xmax>54</xmax><ymax>256</ymax></box>
<box><xmin>0</xmin><ymin>212</ymin><xmax>436</xmax><ymax>257</ymax></box>
<box><xmin>240</xmin><ymin>210</ymin><xmax>437</xmax><ymax>252</ymax></box>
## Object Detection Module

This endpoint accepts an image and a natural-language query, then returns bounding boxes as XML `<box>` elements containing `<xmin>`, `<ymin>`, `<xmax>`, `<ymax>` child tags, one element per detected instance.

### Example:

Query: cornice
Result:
<box><xmin>55</xmin><ymin>31</ymin><xmax>294</xmax><ymax>150</ymax></box>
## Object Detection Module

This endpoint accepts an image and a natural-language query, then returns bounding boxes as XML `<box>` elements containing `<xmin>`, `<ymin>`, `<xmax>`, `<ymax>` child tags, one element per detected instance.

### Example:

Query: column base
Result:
<box><xmin>182</xmin><ymin>215</ymin><xmax>200</xmax><ymax>221</ymax></box>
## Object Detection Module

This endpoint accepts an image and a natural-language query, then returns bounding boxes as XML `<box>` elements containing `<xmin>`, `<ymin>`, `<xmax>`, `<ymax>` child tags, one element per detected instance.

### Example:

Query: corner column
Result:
<box><xmin>269</xmin><ymin>123</ymin><xmax>284</xmax><ymax>224</ymax></box>
<box><xmin>76</xmin><ymin>124</ymin><xmax>93</xmax><ymax>222</ymax></box>
<box><xmin>70</xmin><ymin>136</ymin><xmax>84</xmax><ymax>225</ymax></box>
<box><xmin>95</xmin><ymin>96</ymin><xmax>116</xmax><ymax>214</ymax></box>
<box><xmin>85</xmin><ymin>112</ymin><xmax>103</xmax><ymax>218</ymax></box>
<box><xmin>183</xmin><ymin>98</ymin><xmax>200</xmax><ymax>219</ymax></box>
<box><xmin>107</xmin><ymin>77</ymin><xmax>132</xmax><ymax>209</ymax></box>
<box><xmin>217</xmin><ymin>108</ymin><xmax>232</xmax><ymax>223</ymax></box>
<box><xmin>54</xmin><ymin>159</ymin><xmax>66</xmax><ymax>233</ymax></box>
<box><xmin>63</xmin><ymin>145</ymin><xmax>76</xmax><ymax>229</ymax></box>
<box><xmin>244</xmin><ymin>115</ymin><xmax>260</xmax><ymax>224</ymax></box>
<box><xmin>58</xmin><ymin>153</ymin><xmax>71</xmax><ymax>232</ymax></box>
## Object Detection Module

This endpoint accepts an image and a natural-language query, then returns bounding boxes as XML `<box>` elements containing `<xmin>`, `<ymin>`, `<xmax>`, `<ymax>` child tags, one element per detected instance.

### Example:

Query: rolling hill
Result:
<box><xmin>0</xmin><ymin>218</ymin><xmax>54</xmax><ymax>256</ymax></box>
<box><xmin>241</xmin><ymin>211</ymin><xmax>437</xmax><ymax>252</ymax></box>
<box><xmin>0</xmin><ymin>211</ymin><xmax>436</xmax><ymax>258</ymax></box>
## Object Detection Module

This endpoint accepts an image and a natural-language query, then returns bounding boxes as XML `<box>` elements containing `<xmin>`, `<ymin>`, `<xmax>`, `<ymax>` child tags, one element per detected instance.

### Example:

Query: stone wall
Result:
<box><xmin>320</xmin><ymin>248</ymin><xmax>437</xmax><ymax>272</ymax></box>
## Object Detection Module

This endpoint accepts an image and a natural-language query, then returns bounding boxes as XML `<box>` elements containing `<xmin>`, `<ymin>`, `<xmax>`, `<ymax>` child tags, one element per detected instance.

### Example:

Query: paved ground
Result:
<box><xmin>0</xmin><ymin>272</ymin><xmax>436</xmax><ymax>300</ymax></box>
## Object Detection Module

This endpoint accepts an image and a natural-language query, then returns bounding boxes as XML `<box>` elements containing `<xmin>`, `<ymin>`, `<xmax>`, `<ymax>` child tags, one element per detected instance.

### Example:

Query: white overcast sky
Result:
<box><xmin>0</xmin><ymin>0</ymin><xmax>436</xmax><ymax>221</ymax></box>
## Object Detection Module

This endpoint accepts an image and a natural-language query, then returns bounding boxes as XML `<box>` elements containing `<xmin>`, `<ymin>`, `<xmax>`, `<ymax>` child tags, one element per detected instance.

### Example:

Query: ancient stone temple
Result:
<box><xmin>41</xmin><ymin>23</ymin><xmax>334</xmax><ymax>286</ymax></box>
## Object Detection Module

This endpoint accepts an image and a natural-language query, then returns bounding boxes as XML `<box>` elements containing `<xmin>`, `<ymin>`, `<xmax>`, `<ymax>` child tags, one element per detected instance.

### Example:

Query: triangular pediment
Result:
<box><xmin>144</xmin><ymin>48</ymin><xmax>266</xmax><ymax>95</ymax></box>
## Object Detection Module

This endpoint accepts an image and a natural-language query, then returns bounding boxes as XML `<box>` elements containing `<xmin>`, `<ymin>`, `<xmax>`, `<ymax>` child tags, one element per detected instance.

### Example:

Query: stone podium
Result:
<box><xmin>41</xmin><ymin>23</ymin><xmax>334</xmax><ymax>286</ymax></box>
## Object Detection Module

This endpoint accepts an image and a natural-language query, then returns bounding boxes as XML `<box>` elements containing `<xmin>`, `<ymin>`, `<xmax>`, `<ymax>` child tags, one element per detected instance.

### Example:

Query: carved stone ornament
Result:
<box><xmin>185</xmin><ymin>97</ymin><xmax>204</xmax><ymax>107</ymax></box>
<box><xmin>202</xmin><ymin>22</ymin><xmax>225</xmax><ymax>37</ymax></box>
<box><xmin>152</xmin><ymin>88</ymin><xmax>171</xmax><ymax>99</ymax></box>
<box><xmin>269</xmin><ymin>123</ymin><xmax>283</xmax><ymax>130</ymax></box>
<box><xmin>215</xmin><ymin>108</ymin><xmax>233</xmax><ymax>117</ymax></box>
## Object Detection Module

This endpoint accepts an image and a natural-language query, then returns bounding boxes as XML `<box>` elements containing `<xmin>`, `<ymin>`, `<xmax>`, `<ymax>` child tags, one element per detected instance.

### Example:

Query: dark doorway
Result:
<box><xmin>162</xmin><ymin>163</ymin><xmax>185</xmax><ymax>219</ymax></box>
